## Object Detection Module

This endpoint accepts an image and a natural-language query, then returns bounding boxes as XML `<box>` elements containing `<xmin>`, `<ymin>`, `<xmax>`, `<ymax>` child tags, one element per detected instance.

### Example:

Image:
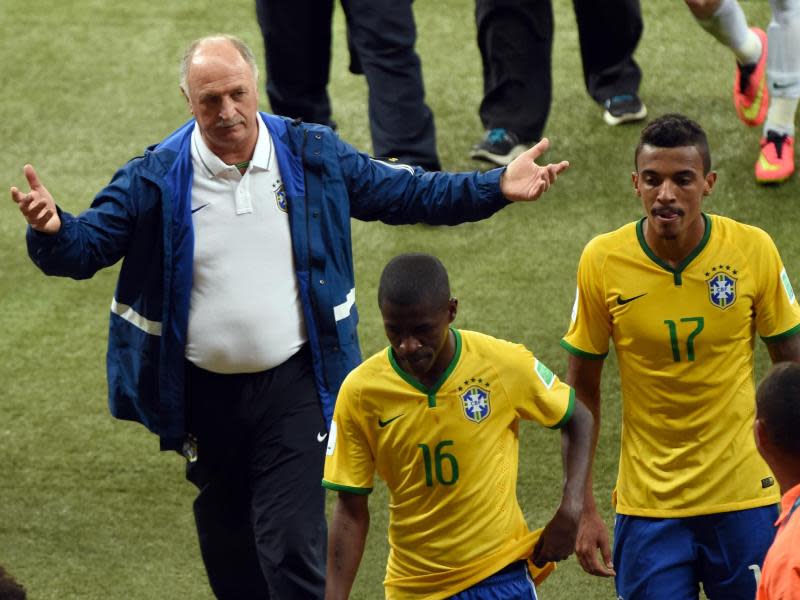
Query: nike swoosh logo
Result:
<box><xmin>758</xmin><ymin>154</ymin><xmax>780</xmax><ymax>172</ymax></box>
<box><xmin>191</xmin><ymin>204</ymin><xmax>210</xmax><ymax>214</ymax></box>
<box><xmin>378</xmin><ymin>414</ymin><xmax>404</xmax><ymax>428</ymax></box>
<box><xmin>773</xmin><ymin>82</ymin><xmax>793</xmax><ymax>90</ymax></box>
<box><xmin>617</xmin><ymin>293</ymin><xmax>647</xmax><ymax>305</ymax></box>
<box><xmin>317</xmin><ymin>432</ymin><xmax>328</xmax><ymax>442</ymax></box>
<box><xmin>741</xmin><ymin>79</ymin><xmax>767</xmax><ymax>121</ymax></box>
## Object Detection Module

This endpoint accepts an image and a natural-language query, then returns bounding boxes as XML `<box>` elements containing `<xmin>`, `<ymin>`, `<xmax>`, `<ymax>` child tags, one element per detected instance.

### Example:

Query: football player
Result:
<box><xmin>323</xmin><ymin>253</ymin><xmax>593</xmax><ymax>600</ymax></box>
<box><xmin>565</xmin><ymin>113</ymin><xmax>800</xmax><ymax>599</ymax></box>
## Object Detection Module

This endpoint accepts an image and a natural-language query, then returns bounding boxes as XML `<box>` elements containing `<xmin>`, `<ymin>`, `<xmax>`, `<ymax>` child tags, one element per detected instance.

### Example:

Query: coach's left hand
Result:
<box><xmin>499</xmin><ymin>138</ymin><xmax>569</xmax><ymax>202</ymax></box>
<box><xmin>531</xmin><ymin>502</ymin><xmax>580</xmax><ymax>567</ymax></box>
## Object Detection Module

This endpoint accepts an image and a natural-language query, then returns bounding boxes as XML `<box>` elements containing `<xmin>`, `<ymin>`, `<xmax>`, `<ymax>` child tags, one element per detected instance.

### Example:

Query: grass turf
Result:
<box><xmin>0</xmin><ymin>0</ymin><xmax>789</xmax><ymax>598</ymax></box>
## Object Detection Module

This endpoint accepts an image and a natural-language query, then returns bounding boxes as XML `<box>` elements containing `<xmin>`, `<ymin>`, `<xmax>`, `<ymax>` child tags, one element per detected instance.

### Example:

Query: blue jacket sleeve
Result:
<box><xmin>336</xmin><ymin>137</ymin><xmax>511</xmax><ymax>225</ymax></box>
<box><xmin>26</xmin><ymin>161</ymin><xmax>145</xmax><ymax>279</ymax></box>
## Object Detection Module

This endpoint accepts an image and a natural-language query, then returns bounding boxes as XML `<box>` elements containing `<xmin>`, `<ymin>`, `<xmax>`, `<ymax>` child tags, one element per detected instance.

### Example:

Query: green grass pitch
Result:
<box><xmin>0</xmin><ymin>0</ymin><xmax>789</xmax><ymax>598</ymax></box>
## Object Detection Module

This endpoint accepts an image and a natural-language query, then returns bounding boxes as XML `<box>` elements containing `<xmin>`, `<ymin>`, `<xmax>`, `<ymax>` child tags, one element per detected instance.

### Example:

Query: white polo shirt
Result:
<box><xmin>185</xmin><ymin>114</ymin><xmax>307</xmax><ymax>374</ymax></box>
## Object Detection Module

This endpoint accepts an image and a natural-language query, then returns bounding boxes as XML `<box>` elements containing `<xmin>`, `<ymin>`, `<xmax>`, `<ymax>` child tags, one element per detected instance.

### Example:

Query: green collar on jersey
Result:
<box><xmin>388</xmin><ymin>327</ymin><xmax>462</xmax><ymax>408</ymax></box>
<box><xmin>636</xmin><ymin>213</ymin><xmax>711</xmax><ymax>286</ymax></box>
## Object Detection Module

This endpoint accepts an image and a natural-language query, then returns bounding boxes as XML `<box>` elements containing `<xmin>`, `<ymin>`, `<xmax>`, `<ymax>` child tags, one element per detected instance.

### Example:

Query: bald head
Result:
<box><xmin>180</xmin><ymin>35</ymin><xmax>258</xmax><ymax>96</ymax></box>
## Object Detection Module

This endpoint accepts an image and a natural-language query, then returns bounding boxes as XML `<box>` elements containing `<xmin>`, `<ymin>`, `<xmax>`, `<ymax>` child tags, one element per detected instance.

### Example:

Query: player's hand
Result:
<box><xmin>499</xmin><ymin>138</ymin><xmax>569</xmax><ymax>202</ymax></box>
<box><xmin>10</xmin><ymin>164</ymin><xmax>61</xmax><ymax>234</ymax></box>
<box><xmin>575</xmin><ymin>506</ymin><xmax>615</xmax><ymax>577</ymax></box>
<box><xmin>531</xmin><ymin>502</ymin><xmax>580</xmax><ymax>567</ymax></box>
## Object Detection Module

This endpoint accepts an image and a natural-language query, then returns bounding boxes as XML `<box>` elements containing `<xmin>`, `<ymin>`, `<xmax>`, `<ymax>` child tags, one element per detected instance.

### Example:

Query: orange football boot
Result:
<box><xmin>755</xmin><ymin>132</ymin><xmax>795</xmax><ymax>184</ymax></box>
<box><xmin>734</xmin><ymin>28</ymin><xmax>769</xmax><ymax>127</ymax></box>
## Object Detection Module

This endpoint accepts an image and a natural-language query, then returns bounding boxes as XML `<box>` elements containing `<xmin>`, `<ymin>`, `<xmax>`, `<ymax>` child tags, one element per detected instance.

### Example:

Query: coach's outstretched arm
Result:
<box><xmin>326</xmin><ymin>492</ymin><xmax>370</xmax><ymax>600</ymax></box>
<box><xmin>532</xmin><ymin>394</ymin><xmax>593</xmax><ymax>567</ymax></box>
<box><xmin>567</xmin><ymin>354</ymin><xmax>616</xmax><ymax>577</ymax></box>
<box><xmin>499</xmin><ymin>138</ymin><xmax>570</xmax><ymax>202</ymax></box>
<box><xmin>10</xmin><ymin>164</ymin><xmax>61</xmax><ymax>234</ymax></box>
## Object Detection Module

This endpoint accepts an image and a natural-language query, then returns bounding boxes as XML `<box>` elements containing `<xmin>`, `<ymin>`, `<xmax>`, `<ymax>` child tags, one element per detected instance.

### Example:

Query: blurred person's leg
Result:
<box><xmin>342</xmin><ymin>0</ymin><xmax>440</xmax><ymax>170</ymax></box>
<box><xmin>757</xmin><ymin>0</ymin><xmax>800</xmax><ymax>182</ymax></box>
<box><xmin>472</xmin><ymin>0</ymin><xmax>553</xmax><ymax>165</ymax></box>
<box><xmin>573</xmin><ymin>0</ymin><xmax>646</xmax><ymax>125</ymax></box>
<box><xmin>255</xmin><ymin>0</ymin><xmax>335</xmax><ymax>127</ymax></box>
<box><xmin>689</xmin><ymin>0</ymin><xmax>768</xmax><ymax>126</ymax></box>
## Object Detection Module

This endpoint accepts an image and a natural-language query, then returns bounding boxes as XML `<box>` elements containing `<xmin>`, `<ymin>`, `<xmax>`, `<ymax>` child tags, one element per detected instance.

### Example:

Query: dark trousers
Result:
<box><xmin>255</xmin><ymin>0</ymin><xmax>440</xmax><ymax>170</ymax></box>
<box><xmin>184</xmin><ymin>346</ymin><xmax>327</xmax><ymax>599</ymax></box>
<box><xmin>476</xmin><ymin>0</ymin><xmax>644</xmax><ymax>140</ymax></box>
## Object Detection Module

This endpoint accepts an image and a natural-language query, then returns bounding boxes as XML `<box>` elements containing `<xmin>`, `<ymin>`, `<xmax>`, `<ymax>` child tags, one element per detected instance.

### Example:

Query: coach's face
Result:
<box><xmin>184</xmin><ymin>39</ymin><xmax>259</xmax><ymax>162</ymax></box>
<box><xmin>633</xmin><ymin>145</ymin><xmax>716</xmax><ymax>245</ymax></box>
<box><xmin>381</xmin><ymin>298</ymin><xmax>457</xmax><ymax>385</ymax></box>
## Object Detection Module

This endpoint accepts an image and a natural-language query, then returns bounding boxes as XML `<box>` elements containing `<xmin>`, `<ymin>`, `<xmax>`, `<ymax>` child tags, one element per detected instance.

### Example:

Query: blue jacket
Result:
<box><xmin>27</xmin><ymin>113</ymin><xmax>510</xmax><ymax>449</ymax></box>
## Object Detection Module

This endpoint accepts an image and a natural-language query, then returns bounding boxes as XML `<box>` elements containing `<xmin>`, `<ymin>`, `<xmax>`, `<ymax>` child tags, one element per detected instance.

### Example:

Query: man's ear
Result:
<box><xmin>703</xmin><ymin>171</ymin><xmax>718</xmax><ymax>196</ymax></box>
<box><xmin>448</xmin><ymin>298</ymin><xmax>458</xmax><ymax>324</ymax></box>
<box><xmin>181</xmin><ymin>87</ymin><xmax>193</xmax><ymax>115</ymax></box>
<box><xmin>631</xmin><ymin>172</ymin><xmax>641</xmax><ymax>198</ymax></box>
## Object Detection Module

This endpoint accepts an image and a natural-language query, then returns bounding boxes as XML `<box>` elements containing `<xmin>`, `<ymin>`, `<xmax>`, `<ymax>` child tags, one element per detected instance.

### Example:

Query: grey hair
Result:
<box><xmin>179</xmin><ymin>34</ymin><xmax>259</xmax><ymax>95</ymax></box>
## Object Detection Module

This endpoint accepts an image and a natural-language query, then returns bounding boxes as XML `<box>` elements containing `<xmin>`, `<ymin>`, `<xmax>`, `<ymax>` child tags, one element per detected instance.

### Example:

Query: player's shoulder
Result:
<box><xmin>459</xmin><ymin>329</ymin><xmax>532</xmax><ymax>365</ymax></box>
<box><xmin>340</xmin><ymin>347</ymin><xmax>392</xmax><ymax>394</ymax></box>
<box><xmin>582</xmin><ymin>220</ymin><xmax>639</xmax><ymax>257</ymax></box>
<box><xmin>709</xmin><ymin>213</ymin><xmax>772</xmax><ymax>239</ymax></box>
<box><xmin>708</xmin><ymin>213</ymin><xmax>776</xmax><ymax>252</ymax></box>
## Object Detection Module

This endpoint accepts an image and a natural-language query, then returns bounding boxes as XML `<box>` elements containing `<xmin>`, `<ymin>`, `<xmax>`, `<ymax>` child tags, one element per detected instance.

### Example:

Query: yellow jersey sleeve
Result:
<box><xmin>502</xmin><ymin>341</ymin><xmax>575</xmax><ymax>429</ymax></box>
<box><xmin>751</xmin><ymin>229</ymin><xmax>800</xmax><ymax>341</ymax></box>
<box><xmin>562</xmin><ymin>236</ymin><xmax>611</xmax><ymax>358</ymax></box>
<box><xmin>322</xmin><ymin>376</ymin><xmax>374</xmax><ymax>495</ymax></box>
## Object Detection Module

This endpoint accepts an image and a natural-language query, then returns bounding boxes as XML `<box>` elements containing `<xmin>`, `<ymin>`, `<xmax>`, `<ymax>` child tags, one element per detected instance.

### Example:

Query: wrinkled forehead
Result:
<box><xmin>188</xmin><ymin>41</ymin><xmax>253</xmax><ymax>87</ymax></box>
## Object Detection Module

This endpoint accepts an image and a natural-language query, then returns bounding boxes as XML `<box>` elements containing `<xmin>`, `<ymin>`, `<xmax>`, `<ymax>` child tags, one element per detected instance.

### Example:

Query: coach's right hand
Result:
<box><xmin>10</xmin><ymin>164</ymin><xmax>61</xmax><ymax>234</ymax></box>
<box><xmin>576</xmin><ymin>506</ymin><xmax>616</xmax><ymax>577</ymax></box>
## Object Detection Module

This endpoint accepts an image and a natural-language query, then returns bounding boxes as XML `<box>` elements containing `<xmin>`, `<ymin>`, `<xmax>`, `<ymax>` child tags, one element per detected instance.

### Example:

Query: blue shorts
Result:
<box><xmin>448</xmin><ymin>561</ymin><xmax>538</xmax><ymax>600</ymax></box>
<box><xmin>613</xmin><ymin>505</ymin><xmax>779</xmax><ymax>600</ymax></box>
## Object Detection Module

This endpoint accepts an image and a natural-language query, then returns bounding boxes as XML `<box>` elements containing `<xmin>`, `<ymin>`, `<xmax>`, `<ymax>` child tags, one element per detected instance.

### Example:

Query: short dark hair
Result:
<box><xmin>756</xmin><ymin>362</ymin><xmax>800</xmax><ymax>455</ymax></box>
<box><xmin>635</xmin><ymin>113</ymin><xmax>712</xmax><ymax>174</ymax></box>
<box><xmin>378</xmin><ymin>253</ymin><xmax>451</xmax><ymax>308</ymax></box>
<box><xmin>0</xmin><ymin>566</ymin><xmax>27</xmax><ymax>600</ymax></box>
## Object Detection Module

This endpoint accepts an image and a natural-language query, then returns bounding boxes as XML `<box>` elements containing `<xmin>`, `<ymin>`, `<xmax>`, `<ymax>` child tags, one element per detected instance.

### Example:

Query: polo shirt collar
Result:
<box><xmin>191</xmin><ymin>113</ymin><xmax>272</xmax><ymax>178</ymax></box>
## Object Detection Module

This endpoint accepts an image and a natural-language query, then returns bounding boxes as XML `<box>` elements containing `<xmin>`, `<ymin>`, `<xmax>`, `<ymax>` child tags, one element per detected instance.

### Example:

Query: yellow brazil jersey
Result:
<box><xmin>562</xmin><ymin>214</ymin><xmax>800</xmax><ymax>518</ymax></box>
<box><xmin>323</xmin><ymin>328</ymin><xmax>574</xmax><ymax>600</ymax></box>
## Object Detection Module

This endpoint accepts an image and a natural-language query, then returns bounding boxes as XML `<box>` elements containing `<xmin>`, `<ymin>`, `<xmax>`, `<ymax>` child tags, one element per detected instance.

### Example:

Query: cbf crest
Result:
<box><xmin>273</xmin><ymin>180</ymin><xmax>288</xmax><ymax>212</ymax></box>
<box><xmin>705</xmin><ymin>264</ymin><xmax>737</xmax><ymax>310</ymax></box>
<box><xmin>459</xmin><ymin>378</ymin><xmax>491</xmax><ymax>424</ymax></box>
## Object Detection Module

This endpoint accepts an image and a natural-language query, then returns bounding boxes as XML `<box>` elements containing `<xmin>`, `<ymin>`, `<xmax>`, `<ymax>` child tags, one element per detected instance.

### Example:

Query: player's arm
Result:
<box><xmin>532</xmin><ymin>388</ymin><xmax>593</xmax><ymax>567</ymax></box>
<box><xmin>325</xmin><ymin>491</ymin><xmax>370</xmax><ymax>600</ymax></box>
<box><xmin>766</xmin><ymin>332</ymin><xmax>800</xmax><ymax>364</ymax></box>
<box><xmin>566</xmin><ymin>354</ymin><xmax>616</xmax><ymax>577</ymax></box>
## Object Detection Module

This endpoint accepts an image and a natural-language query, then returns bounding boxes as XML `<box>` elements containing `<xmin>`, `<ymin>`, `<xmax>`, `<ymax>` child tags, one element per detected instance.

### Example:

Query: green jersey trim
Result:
<box><xmin>549</xmin><ymin>387</ymin><xmax>576</xmax><ymax>430</ymax></box>
<box><xmin>321</xmin><ymin>480</ymin><xmax>373</xmax><ymax>495</ymax></box>
<box><xmin>762</xmin><ymin>322</ymin><xmax>800</xmax><ymax>343</ymax></box>
<box><xmin>636</xmin><ymin>213</ymin><xmax>711</xmax><ymax>286</ymax></box>
<box><xmin>387</xmin><ymin>328</ymin><xmax>463</xmax><ymax>407</ymax></box>
<box><xmin>560</xmin><ymin>339</ymin><xmax>608</xmax><ymax>360</ymax></box>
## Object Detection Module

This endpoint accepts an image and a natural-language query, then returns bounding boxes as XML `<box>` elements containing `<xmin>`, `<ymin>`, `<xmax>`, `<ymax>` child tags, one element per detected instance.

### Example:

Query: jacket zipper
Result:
<box><xmin>299</xmin><ymin>128</ymin><xmax>330</xmax><ymax>390</ymax></box>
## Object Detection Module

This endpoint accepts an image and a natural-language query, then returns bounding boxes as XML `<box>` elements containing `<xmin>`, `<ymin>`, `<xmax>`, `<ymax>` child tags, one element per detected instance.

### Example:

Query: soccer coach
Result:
<box><xmin>10</xmin><ymin>34</ymin><xmax>569</xmax><ymax>599</ymax></box>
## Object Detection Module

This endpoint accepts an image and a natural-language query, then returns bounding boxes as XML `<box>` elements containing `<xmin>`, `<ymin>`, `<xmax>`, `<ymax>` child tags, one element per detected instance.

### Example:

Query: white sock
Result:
<box><xmin>764</xmin><ymin>97</ymin><xmax>799</xmax><ymax>136</ymax></box>
<box><xmin>767</xmin><ymin>0</ymin><xmax>800</xmax><ymax>99</ymax></box>
<box><xmin>697</xmin><ymin>0</ymin><xmax>762</xmax><ymax>64</ymax></box>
